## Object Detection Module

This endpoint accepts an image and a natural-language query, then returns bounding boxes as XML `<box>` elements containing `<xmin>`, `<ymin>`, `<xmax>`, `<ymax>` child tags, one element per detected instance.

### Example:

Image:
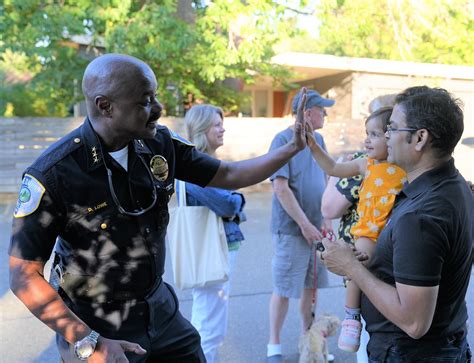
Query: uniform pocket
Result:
<box><xmin>146</xmin><ymin>281</ymin><xmax>179</xmax><ymax>338</ymax></box>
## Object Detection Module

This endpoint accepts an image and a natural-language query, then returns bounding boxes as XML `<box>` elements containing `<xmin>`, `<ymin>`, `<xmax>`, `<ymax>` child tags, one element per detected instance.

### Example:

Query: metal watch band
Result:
<box><xmin>87</xmin><ymin>330</ymin><xmax>100</xmax><ymax>344</ymax></box>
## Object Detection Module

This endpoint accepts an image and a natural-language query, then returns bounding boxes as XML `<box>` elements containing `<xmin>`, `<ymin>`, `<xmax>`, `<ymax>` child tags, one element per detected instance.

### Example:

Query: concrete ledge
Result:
<box><xmin>0</xmin><ymin>117</ymin><xmax>367</xmax><ymax>195</ymax></box>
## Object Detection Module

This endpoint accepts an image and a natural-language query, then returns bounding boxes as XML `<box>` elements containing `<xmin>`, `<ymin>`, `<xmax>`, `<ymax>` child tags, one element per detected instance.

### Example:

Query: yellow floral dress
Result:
<box><xmin>350</xmin><ymin>158</ymin><xmax>406</xmax><ymax>241</ymax></box>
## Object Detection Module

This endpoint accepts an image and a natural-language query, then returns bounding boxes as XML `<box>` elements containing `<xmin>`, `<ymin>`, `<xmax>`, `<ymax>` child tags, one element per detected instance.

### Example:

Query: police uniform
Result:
<box><xmin>9</xmin><ymin>118</ymin><xmax>220</xmax><ymax>362</ymax></box>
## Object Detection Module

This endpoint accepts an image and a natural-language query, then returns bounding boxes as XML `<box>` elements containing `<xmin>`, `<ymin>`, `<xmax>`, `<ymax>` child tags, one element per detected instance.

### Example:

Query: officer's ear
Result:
<box><xmin>95</xmin><ymin>96</ymin><xmax>112</xmax><ymax>117</ymax></box>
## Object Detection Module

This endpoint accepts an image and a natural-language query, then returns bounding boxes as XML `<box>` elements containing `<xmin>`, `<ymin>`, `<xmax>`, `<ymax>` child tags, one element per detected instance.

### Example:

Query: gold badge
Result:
<box><xmin>150</xmin><ymin>155</ymin><xmax>169</xmax><ymax>181</ymax></box>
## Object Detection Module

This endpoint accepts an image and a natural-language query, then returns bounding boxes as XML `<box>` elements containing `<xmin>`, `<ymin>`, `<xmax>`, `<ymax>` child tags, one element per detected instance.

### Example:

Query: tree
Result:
<box><xmin>288</xmin><ymin>0</ymin><xmax>473</xmax><ymax>66</ymax></box>
<box><xmin>1</xmin><ymin>0</ymin><xmax>302</xmax><ymax>116</ymax></box>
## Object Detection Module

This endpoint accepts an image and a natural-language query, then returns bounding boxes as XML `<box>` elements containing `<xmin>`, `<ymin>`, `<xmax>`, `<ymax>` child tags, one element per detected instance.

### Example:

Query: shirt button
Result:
<box><xmin>100</xmin><ymin>223</ymin><xmax>107</xmax><ymax>230</ymax></box>
<box><xmin>74</xmin><ymin>138</ymin><xmax>81</xmax><ymax>144</ymax></box>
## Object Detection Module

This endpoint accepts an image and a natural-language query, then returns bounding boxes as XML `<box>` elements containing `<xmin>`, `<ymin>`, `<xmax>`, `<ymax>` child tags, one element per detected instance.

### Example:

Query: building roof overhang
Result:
<box><xmin>271</xmin><ymin>52</ymin><xmax>474</xmax><ymax>81</ymax></box>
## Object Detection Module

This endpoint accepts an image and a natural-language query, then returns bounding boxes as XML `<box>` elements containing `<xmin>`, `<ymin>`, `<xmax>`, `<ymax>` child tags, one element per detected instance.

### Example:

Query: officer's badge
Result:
<box><xmin>150</xmin><ymin>155</ymin><xmax>169</xmax><ymax>181</ymax></box>
<box><xmin>14</xmin><ymin>174</ymin><xmax>46</xmax><ymax>218</ymax></box>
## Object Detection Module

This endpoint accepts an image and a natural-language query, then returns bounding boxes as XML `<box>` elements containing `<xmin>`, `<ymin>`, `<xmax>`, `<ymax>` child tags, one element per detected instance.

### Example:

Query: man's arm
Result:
<box><xmin>9</xmin><ymin>256</ymin><xmax>146</xmax><ymax>361</ymax></box>
<box><xmin>321</xmin><ymin>239</ymin><xmax>438</xmax><ymax>339</ymax></box>
<box><xmin>207</xmin><ymin>89</ymin><xmax>308</xmax><ymax>189</ymax></box>
<box><xmin>349</xmin><ymin>259</ymin><xmax>437</xmax><ymax>339</ymax></box>
<box><xmin>208</xmin><ymin>143</ymin><xmax>301</xmax><ymax>189</ymax></box>
<box><xmin>273</xmin><ymin>177</ymin><xmax>323</xmax><ymax>244</ymax></box>
<box><xmin>9</xmin><ymin>257</ymin><xmax>90</xmax><ymax>342</ymax></box>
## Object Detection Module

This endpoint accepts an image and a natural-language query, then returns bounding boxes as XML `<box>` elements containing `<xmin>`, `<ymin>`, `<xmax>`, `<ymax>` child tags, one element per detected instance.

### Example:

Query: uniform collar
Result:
<box><xmin>132</xmin><ymin>138</ymin><xmax>152</xmax><ymax>155</ymax></box>
<box><xmin>81</xmin><ymin>117</ymin><xmax>105</xmax><ymax>172</ymax></box>
<box><xmin>400</xmin><ymin>158</ymin><xmax>457</xmax><ymax>199</ymax></box>
<box><xmin>81</xmin><ymin>118</ymin><xmax>153</xmax><ymax>172</ymax></box>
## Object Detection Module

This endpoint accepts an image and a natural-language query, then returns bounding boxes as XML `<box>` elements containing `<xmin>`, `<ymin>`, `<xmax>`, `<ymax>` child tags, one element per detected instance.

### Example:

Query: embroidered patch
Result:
<box><xmin>169</xmin><ymin>129</ymin><xmax>194</xmax><ymax>146</ymax></box>
<box><xmin>14</xmin><ymin>174</ymin><xmax>46</xmax><ymax>218</ymax></box>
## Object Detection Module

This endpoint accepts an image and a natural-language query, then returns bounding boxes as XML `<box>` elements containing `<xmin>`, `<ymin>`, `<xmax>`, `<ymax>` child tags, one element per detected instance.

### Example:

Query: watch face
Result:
<box><xmin>75</xmin><ymin>340</ymin><xmax>94</xmax><ymax>359</ymax></box>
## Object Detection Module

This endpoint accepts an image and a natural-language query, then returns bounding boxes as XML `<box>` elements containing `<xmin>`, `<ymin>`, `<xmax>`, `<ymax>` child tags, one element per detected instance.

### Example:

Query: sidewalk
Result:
<box><xmin>0</xmin><ymin>190</ymin><xmax>473</xmax><ymax>362</ymax></box>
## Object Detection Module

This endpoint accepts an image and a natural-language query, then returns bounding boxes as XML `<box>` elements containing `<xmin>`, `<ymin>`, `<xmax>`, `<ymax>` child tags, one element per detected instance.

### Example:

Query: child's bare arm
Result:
<box><xmin>306</xmin><ymin>129</ymin><xmax>366</xmax><ymax>178</ymax></box>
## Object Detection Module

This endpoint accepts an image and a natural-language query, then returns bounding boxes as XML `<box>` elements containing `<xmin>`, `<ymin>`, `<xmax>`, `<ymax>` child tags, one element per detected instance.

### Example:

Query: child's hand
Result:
<box><xmin>305</xmin><ymin>122</ymin><xmax>317</xmax><ymax>148</ymax></box>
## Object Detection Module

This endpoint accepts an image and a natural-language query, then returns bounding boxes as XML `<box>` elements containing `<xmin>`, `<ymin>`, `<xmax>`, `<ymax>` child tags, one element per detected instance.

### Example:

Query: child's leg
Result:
<box><xmin>339</xmin><ymin>237</ymin><xmax>375</xmax><ymax>352</ymax></box>
<box><xmin>345</xmin><ymin>237</ymin><xmax>375</xmax><ymax>309</ymax></box>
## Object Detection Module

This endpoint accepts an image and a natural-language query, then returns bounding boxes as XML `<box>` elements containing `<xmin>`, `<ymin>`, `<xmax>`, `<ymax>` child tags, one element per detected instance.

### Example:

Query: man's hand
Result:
<box><xmin>89</xmin><ymin>337</ymin><xmax>146</xmax><ymax>363</ymax></box>
<box><xmin>320</xmin><ymin>237</ymin><xmax>368</xmax><ymax>277</ymax></box>
<box><xmin>58</xmin><ymin>334</ymin><xmax>147</xmax><ymax>363</ymax></box>
<box><xmin>292</xmin><ymin>87</ymin><xmax>307</xmax><ymax>151</ymax></box>
<box><xmin>300</xmin><ymin>221</ymin><xmax>324</xmax><ymax>246</ymax></box>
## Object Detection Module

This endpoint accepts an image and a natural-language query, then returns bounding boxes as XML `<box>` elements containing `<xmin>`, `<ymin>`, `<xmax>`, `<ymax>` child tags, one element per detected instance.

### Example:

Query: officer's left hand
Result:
<box><xmin>90</xmin><ymin>337</ymin><xmax>147</xmax><ymax>363</ymax></box>
<box><xmin>292</xmin><ymin>87</ymin><xmax>308</xmax><ymax>151</ymax></box>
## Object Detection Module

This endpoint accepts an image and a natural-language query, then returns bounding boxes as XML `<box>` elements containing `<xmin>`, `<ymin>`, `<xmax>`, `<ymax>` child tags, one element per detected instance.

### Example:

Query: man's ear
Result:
<box><xmin>414</xmin><ymin>129</ymin><xmax>430</xmax><ymax>151</ymax></box>
<box><xmin>95</xmin><ymin>96</ymin><xmax>112</xmax><ymax>116</ymax></box>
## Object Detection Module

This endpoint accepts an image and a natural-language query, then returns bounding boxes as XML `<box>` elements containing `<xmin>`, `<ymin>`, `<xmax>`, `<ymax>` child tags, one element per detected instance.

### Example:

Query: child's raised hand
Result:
<box><xmin>305</xmin><ymin>122</ymin><xmax>317</xmax><ymax>148</ymax></box>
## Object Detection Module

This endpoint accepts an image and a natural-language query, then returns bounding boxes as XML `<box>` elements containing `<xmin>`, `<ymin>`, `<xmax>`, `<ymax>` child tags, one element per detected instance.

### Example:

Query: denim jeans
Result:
<box><xmin>367</xmin><ymin>336</ymin><xmax>471</xmax><ymax>363</ymax></box>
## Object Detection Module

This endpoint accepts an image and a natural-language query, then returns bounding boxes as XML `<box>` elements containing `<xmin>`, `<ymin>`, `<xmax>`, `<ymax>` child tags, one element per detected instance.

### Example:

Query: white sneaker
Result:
<box><xmin>327</xmin><ymin>353</ymin><xmax>335</xmax><ymax>362</ymax></box>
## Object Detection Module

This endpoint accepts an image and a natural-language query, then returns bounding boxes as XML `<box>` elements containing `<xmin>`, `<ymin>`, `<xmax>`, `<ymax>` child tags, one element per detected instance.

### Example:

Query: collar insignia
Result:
<box><xmin>91</xmin><ymin>146</ymin><xmax>100</xmax><ymax>163</ymax></box>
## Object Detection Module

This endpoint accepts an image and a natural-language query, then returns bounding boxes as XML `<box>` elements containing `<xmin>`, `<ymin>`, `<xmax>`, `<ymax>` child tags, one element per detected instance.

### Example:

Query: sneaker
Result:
<box><xmin>338</xmin><ymin>319</ymin><xmax>362</xmax><ymax>352</ymax></box>
<box><xmin>327</xmin><ymin>353</ymin><xmax>335</xmax><ymax>362</ymax></box>
<box><xmin>266</xmin><ymin>354</ymin><xmax>282</xmax><ymax>363</ymax></box>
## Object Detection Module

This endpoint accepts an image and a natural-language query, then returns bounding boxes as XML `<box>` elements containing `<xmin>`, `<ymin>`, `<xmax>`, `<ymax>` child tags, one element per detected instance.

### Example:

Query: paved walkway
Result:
<box><xmin>0</xmin><ymin>191</ymin><xmax>472</xmax><ymax>362</ymax></box>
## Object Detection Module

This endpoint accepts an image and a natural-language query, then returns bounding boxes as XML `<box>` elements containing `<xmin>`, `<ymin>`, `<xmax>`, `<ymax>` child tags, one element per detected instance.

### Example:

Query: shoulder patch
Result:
<box><xmin>169</xmin><ymin>129</ymin><xmax>194</xmax><ymax>146</ymax></box>
<box><xmin>14</xmin><ymin>174</ymin><xmax>46</xmax><ymax>218</ymax></box>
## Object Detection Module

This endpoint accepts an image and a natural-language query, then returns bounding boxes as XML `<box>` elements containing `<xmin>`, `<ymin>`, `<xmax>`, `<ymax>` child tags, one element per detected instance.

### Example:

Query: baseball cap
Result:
<box><xmin>291</xmin><ymin>89</ymin><xmax>335</xmax><ymax>114</ymax></box>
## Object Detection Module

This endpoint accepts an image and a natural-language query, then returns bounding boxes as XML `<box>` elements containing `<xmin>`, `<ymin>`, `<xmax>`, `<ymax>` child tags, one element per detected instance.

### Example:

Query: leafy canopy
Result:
<box><xmin>286</xmin><ymin>0</ymin><xmax>473</xmax><ymax>65</ymax></box>
<box><xmin>1</xmin><ymin>0</ymin><xmax>301</xmax><ymax>116</ymax></box>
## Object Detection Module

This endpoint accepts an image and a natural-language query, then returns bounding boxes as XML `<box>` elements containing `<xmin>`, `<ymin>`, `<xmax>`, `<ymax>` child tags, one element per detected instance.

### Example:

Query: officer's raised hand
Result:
<box><xmin>291</xmin><ymin>87</ymin><xmax>308</xmax><ymax>151</ymax></box>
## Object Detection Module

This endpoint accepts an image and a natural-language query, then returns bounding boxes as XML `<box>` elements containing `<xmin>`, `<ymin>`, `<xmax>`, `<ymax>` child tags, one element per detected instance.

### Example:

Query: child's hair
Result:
<box><xmin>365</xmin><ymin>106</ymin><xmax>393</xmax><ymax>132</ymax></box>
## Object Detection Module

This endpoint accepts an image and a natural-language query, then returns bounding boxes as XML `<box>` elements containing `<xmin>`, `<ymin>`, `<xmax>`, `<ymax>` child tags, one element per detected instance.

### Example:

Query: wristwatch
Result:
<box><xmin>74</xmin><ymin>330</ymin><xmax>100</xmax><ymax>361</ymax></box>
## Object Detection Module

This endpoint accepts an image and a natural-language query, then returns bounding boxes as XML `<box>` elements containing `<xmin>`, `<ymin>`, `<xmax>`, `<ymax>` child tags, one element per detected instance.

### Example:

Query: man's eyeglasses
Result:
<box><xmin>386</xmin><ymin>125</ymin><xmax>418</xmax><ymax>134</ymax></box>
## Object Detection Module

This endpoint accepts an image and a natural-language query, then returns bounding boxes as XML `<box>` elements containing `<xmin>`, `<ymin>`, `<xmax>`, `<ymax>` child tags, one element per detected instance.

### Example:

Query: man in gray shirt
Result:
<box><xmin>267</xmin><ymin>89</ymin><xmax>335</xmax><ymax>362</ymax></box>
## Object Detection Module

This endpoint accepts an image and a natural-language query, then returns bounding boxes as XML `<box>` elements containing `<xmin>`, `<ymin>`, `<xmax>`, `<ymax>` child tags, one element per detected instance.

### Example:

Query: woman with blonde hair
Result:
<box><xmin>181</xmin><ymin>104</ymin><xmax>246</xmax><ymax>363</ymax></box>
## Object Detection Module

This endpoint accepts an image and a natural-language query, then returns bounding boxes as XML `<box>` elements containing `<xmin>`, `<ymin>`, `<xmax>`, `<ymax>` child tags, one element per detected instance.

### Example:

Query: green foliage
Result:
<box><xmin>1</xmin><ymin>0</ymin><xmax>301</xmax><ymax>116</ymax></box>
<box><xmin>295</xmin><ymin>0</ymin><xmax>473</xmax><ymax>65</ymax></box>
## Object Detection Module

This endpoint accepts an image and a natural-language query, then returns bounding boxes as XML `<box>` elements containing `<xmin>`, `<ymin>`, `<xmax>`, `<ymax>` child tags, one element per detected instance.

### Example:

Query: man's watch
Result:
<box><xmin>74</xmin><ymin>330</ymin><xmax>100</xmax><ymax>361</ymax></box>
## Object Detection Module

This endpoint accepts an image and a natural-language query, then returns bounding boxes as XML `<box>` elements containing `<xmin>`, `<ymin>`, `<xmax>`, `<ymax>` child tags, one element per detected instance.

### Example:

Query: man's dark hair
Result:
<box><xmin>395</xmin><ymin>87</ymin><xmax>464</xmax><ymax>156</ymax></box>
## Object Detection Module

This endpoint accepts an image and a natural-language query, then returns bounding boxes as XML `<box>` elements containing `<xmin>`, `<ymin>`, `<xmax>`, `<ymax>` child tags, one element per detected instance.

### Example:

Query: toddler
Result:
<box><xmin>307</xmin><ymin>106</ymin><xmax>407</xmax><ymax>352</ymax></box>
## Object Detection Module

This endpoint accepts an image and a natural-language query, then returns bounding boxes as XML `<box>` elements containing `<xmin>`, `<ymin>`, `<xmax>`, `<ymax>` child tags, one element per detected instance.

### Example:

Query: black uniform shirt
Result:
<box><xmin>362</xmin><ymin>159</ymin><xmax>472</xmax><ymax>346</ymax></box>
<box><xmin>9</xmin><ymin>119</ymin><xmax>220</xmax><ymax>299</ymax></box>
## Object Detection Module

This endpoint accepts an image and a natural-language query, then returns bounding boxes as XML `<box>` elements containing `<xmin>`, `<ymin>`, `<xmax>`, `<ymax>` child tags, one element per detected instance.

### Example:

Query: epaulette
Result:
<box><xmin>31</xmin><ymin>127</ymin><xmax>83</xmax><ymax>174</ymax></box>
<box><xmin>167</xmin><ymin>128</ymin><xmax>194</xmax><ymax>147</ymax></box>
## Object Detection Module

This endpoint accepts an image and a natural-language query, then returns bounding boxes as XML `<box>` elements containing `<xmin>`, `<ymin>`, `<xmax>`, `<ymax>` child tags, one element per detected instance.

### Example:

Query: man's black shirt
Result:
<box><xmin>362</xmin><ymin>159</ymin><xmax>472</xmax><ymax>345</ymax></box>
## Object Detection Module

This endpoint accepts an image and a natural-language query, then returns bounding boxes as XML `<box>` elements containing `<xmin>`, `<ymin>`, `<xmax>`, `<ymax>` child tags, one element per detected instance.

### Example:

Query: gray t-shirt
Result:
<box><xmin>269</xmin><ymin>127</ymin><xmax>327</xmax><ymax>235</ymax></box>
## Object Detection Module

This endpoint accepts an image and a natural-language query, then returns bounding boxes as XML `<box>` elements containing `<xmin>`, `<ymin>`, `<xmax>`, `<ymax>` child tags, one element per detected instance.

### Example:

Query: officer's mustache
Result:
<box><xmin>147</xmin><ymin>111</ymin><xmax>161</xmax><ymax>124</ymax></box>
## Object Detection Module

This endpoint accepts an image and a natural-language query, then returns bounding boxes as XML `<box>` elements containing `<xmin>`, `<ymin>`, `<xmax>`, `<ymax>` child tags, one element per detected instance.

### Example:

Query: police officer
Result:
<box><xmin>9</xmin><ymin>54</ymin><xmax>308</xmax><ymax>362</ymax></box>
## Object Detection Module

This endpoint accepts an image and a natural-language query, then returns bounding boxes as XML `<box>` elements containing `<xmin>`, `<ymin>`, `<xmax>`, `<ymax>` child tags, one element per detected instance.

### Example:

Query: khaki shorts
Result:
<box><xmin>271</xmin><ymin>233</ymin><xmax>328</xmax><ymax>299</ymax></box>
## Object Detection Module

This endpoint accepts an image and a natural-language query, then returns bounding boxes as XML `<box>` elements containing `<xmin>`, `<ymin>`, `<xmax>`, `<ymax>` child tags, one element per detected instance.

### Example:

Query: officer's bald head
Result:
<box><xmin>82</xmin><ymin>54</ymin><xmax>155</xmax><ymax>116</ymax></box>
